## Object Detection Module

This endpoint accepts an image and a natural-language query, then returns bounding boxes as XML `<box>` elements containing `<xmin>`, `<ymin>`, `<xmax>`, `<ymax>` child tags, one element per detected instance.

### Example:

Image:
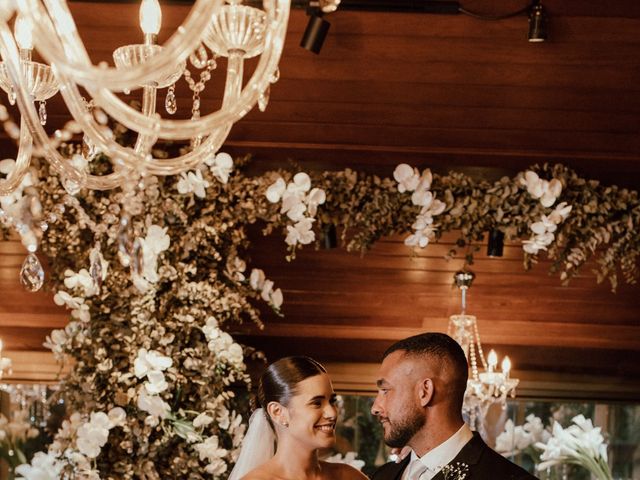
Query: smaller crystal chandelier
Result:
<box><xmin>0</xmin><ymin>338</ymin><xmax>13</xmax><ymax>380</ymax></box>
<box><xmin>448</xmin><ymin>270</ymin><xmax>519</xmax><ymax>433</ymax></box>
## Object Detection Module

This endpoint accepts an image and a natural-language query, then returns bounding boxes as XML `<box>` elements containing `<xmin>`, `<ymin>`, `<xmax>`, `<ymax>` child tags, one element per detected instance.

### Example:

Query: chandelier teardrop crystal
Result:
<box><xmin>0</xmin><ymin>0</ymin><xmax>290</xmax><ymax>195</ymax></box>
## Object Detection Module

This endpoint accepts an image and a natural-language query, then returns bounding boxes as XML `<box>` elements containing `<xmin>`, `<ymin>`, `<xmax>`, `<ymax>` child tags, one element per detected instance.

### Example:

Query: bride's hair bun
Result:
<box><xmin>258</xmin><ymin>356</ymin><xmax>326</xmax><ymax>430</ymax></box>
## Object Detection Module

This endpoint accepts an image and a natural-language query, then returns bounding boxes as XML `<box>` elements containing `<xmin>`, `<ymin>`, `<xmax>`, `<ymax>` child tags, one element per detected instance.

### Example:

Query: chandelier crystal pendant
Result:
<box><xmin>448</xmin><ymin>270</ymin><xmax>519</xmax><ymax>434</ymax></box>
<box><xmin>0</xmin><ymin>0</ymin><xmax>290</xmax><ymax>195</ymax></box>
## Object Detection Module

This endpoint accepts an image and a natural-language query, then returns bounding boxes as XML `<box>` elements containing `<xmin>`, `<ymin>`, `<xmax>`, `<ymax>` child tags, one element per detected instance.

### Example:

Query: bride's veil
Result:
<box><xmin>228</xmin><ymin>408</ymin><xmax>276</xmax><ymax>480</ymax></box>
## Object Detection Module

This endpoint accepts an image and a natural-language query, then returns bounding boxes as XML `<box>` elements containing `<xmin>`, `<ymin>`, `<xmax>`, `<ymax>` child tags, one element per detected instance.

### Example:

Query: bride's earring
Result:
<box><xmin>281</xmin><ymin>421</ymin><xmax>289</xmax><ymax>427</ymax></box>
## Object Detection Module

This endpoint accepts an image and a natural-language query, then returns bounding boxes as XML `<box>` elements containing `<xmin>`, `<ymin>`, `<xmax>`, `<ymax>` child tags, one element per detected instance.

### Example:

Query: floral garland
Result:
<box><xmin>1</xmin><ymin>142</ymin><xmax>639</xmax><ymax>477</ymax></box>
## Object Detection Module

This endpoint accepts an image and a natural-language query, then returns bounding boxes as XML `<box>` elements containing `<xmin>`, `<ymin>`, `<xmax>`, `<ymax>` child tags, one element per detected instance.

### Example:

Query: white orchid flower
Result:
<box><xmin>541</xmin><ymin>178</ymin><xmax>563</xmax><ymax>206</ymax></box>
<box><xmin>270</xmin><ymin>288</ymin><xmax>283</xmax><ymax>309</ymax></box>
<box><xmin>193</xmin><ymin>412</ymin><xmax>215</xmax><ymax>428</ymax></box>
<box><xmin>393</xmin><ymin>163</ymin><xmax>420</xmax><ymax>193</ymax></box>
<box><xmin>306</xmin><ymin>187</ymin><xmax>326</xmax><ymax>217</ymax></box>
<box><xmin>249</xmin><ymin>269</ymin><xmax>265</xmax><ymax>290</ymax></box>
<box><xmin>417</xmin><ymin>169</ymin><xmax>433</xmax><ymax>189</ymax></box>
<box><xmin>63</xmin><ymin>268</ymin><xmax>95</xmax><ymax>295</ymax></box>
<box><xmin>145</xmin><ymin>370</ymin><xmax>169</xmax><ymax>394</ymax></box>
<box><xmin>549</xmin><ymin>201</ymin><xmax>572</xmax><ymax>223</ymax></box>
<box><xmin>43</xmin><ymin>328</ymin><xmax>68</xmax><ymax>354</ymax></box>
<box><xmin>208</xmin><ymin>152</ymin><xmax>234</xmax><ymax>184</ymax></box>
<box><xmin>280</xmin><ymin>191</ymin><xmax>303</xmax><ymax>215</ymax></box>
<box><xmin>15</xmin><ymin>452</ymin><xmax>64</xmax><ymax>480</ymax></box>
<box><xmin>134</xmin><ymin>348</ymin><xmax>173</xmax><ymax>378</ymax></box>
<box><xmin>260</xmin><ymin>279</ymin><xmax>274</xmax><ymax>301</ymax></box>
<box><xmin>404</xmin><ymin>227</ymin><xmax>435</xmax><ymax>248</ymax></box>
<box><xmin>144</xmin><ymin>225</ymin><xmax>170</xmax><ymax>255</ymax></box>
<box><xmin>423</xmin><ymin>198</ymin><xmax>446</xmax><ymax>216</ymax></box>
<box><xmin>531</xmin><ymin>215</ymin><xmax>557</xmax><ymax>234</ymax></box>
<box><xmin>286</xmin><ymin>172</ymin><xmax>312</xmax><ymax>198</ymax></box>
<box><xmin>285</xmin><ymin>217</ymin><xmax>315</xmax><ymax>246</ymax></box>
<box><xmin>202</xmin><ymin>317</ymin><xmax>220</xmax><ymax>340</ymax></box>
<box><xmin>76</xmin><ymin>422</ymin><xmax>109</xmax><ymax>458</ymax></box>
<box><xmin>193</xmin><ymin>435</ymin><xmax>228</xmax><ymax>463</ymax></box>
<box><xmin>107</xmin><ymin>407</ymin><xmax>126</xmax><ymax>428</ymax></box>
<box><xmin>53</xmin><ymin>290</ymin><xmax>84</xmax><ymax>309</ymax></box>
<box><xmin>137</xmin><ymin>389</ymin><xmax>170</xmax><ymax>419</ymax></box>
<box><xmin>177</xmin><ymin>170</ymin><xmax>210</xmax><ymax>198</ymax></box>
<box><xmin>285</xmin><ymin>200</ymin><xmax>307</xmax><ymax>222</ymax></box>
<box><xmin>523</xmin><ymin>171</ymin><xmax>563</xmax><ymax>207</ymax></box>
<box><xmin>412</xmin><ymin>213</ymin><xmax>435</xmax><ymax>231</ymax></box>
<box><xmin>70</xmin><ymin>303</ymin><xmax>91</xmax><ymax>323</ymax></box>
<box><xmin>266</xmin><ymin>177</ymin><xmax>286</xmax><ymax>203</ymax></box>
<box><xmin>411</xmin><ymin>189</ymin><xmax>433</xmax><ymax>208</ymax></box>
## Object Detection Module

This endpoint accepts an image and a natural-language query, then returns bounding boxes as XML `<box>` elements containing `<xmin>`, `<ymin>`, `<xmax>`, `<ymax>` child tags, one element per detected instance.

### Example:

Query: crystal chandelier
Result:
<box><xmin>0</xmin><ymin>0</ymin><xmax>290</xmax><ymax>291</ymax></box>
<box><xmin>448</xmin><ymin>270</ymin><xmax>519</xmax><ymax>433</ymax></box>
<box><xmin>0</xmin><ymin>0</ymin><xmax>289</xmax><ymax>196</ymax></box>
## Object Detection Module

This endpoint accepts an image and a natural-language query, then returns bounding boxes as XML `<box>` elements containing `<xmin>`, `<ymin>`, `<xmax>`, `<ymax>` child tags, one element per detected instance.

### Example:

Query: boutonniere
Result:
<box><xmin>441</xmin><ymin>461</ymin><xmax>469</xmax><ymax>480</ymax></box>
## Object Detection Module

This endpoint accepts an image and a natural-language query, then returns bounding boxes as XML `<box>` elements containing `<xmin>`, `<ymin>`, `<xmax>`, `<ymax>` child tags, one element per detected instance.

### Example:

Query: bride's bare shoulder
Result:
<box><xmin>240</xmin><ymin>466</ymin><xmax>286</xmax><ymax>480</ymax></box>
<box><xmin>321</xmin><ymin>461</ymin><xmax>369</xmax><ymax>480</ymax></box>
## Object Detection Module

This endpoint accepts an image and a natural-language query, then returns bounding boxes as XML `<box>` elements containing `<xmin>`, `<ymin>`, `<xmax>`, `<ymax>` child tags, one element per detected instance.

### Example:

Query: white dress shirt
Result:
<box><xmin>401</xmin><ymin>424</ymin><xmax>474</xmax><ymax>480</ymax></box>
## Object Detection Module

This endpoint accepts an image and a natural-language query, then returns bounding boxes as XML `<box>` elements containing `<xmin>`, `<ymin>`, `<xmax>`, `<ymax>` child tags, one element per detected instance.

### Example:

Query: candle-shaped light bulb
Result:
<box><xmin>15</xmin><ymin>14</ymin><xmax>33</xmax><ymax>50</ymax></box>
<box><xmin>487</xmin><ymin>349</ymin><xmax>498</xmax><ymax>372</ymax></box>
<box><xmin>501</xmin><ymin>356</ymin><xmax>511</xmax><ymax>373</ymax></box>
<box><xmin>139</xmin><ymin>0</ymin><xmax>162</xmax><ymax>35</ymax></box>
<box><xmin>0</xmin><ymin>338</ymin><xmax>4</xmax><ymax>354</ymax></box>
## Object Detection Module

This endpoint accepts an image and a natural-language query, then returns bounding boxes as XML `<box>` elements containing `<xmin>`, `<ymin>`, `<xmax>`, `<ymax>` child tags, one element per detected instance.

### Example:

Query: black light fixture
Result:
<box><xmin>528</xmin><ymin>2</ymin><xmax>547</xmax><ymax>42</ymax></box>
<box><xmin>320</xmin><ymin>223</ymin><xmax>338</xmax><ymax>249</ymax></box>
<box><xmin>301</xmin><ymin>0</ymin><xmax>340</xmax><ymax>54</ymax></box>
<box><xmin>300</xmin><ymin>12</ymin><xmax>331</xmax><ymax>54</ymax></box>
<box><xmin>487</xmin><ymin>229</ymin><xmax>505</xmax><ymax>258</ymax></box>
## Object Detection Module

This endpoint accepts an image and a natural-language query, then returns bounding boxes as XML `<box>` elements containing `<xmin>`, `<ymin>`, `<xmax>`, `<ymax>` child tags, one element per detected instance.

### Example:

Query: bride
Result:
<box><xmin>229</xmin><ymin>356</ymin><xmax>369</xmax><ymax>480</ymax></box>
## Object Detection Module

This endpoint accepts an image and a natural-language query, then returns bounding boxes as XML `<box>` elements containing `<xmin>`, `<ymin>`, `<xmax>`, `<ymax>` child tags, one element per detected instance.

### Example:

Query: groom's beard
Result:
<box><xmin>382</xmin><ymin>405</ymin><xmax>425</xmax><ymax>448</ymax></box>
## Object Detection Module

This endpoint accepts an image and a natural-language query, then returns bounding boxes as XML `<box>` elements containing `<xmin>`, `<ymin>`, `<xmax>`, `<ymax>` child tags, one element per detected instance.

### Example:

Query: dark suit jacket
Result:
<box><xmin>370</xmin><ymin>433</ymin><xmax>538</xmax><ymax>480</ymax></box>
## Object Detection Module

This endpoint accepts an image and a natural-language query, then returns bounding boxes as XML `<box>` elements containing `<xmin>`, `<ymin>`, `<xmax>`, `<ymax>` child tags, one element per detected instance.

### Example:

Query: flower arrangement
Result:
<box><xmin>496</xmin><ymin>414</ymin><xmax>613</xmax><ymax>480</ymax></box>
<box><xmin>1</xmin><ymin>149</ymin><xmax>325</xmax><ymax>478</ymax></box>
<box><xmin>536</xmin><ymin>415</ymin><xmax>612</xmax><ymax>480</ymax></box>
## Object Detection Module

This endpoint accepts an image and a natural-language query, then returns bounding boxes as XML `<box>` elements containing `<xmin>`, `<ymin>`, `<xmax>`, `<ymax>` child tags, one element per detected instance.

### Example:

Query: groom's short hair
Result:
<box><xmin>383</xmin><ymin>332</ymin><xmax>469</xmax><ymax>409</ymax></box>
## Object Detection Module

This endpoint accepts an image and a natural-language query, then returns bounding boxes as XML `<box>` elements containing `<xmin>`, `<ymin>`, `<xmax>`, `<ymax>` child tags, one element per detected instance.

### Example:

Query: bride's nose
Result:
<box><xmin>323</xmin><ymin>402</ymin><xmax>337</xmax><ymax>420</ymax></box>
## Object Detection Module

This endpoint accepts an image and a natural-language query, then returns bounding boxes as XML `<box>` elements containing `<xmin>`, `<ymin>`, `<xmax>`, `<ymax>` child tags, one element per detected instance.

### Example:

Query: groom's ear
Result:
<box><xmin>267</xmin><ymin>401</ymin><xmax>289</xmax><ymax>426</ymax></box>
<box><xmin>418</xmin><ymin>378</ymin><xmax>434</xmax><ymax>407</ymax></box>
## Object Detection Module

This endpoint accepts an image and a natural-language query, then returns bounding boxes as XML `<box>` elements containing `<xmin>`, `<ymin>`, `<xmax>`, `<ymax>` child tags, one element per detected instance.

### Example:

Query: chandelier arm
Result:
<box><xmin>0</xmin><ymin>23</ymin><xmax>85</xmax><ymax>187</ymax></box>
<box><xmin>132</xmin><ymin>84</ymin><xmax>159</xmax><ymax>158</ymax></box>
<box><xmin>82</xmin><ymin>0</ymin><xmax>289</xmax><ymax>140</ymax></box>
<box><xmin>22</xmin><ymin>0</ymin><xmax>222</xmax><ymax>92</ymax></box>
<box><xmin>0</xmin><ymin>117</ymin><xmax>33</xmax><ymax>196</ymax></box>
<box><xmin>55</xmin><ymin>72</ymin><xmax>232</xmax><ymax>181</ymax></box>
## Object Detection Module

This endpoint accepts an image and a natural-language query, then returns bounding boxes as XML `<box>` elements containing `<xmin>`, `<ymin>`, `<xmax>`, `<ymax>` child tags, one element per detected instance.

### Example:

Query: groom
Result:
<box><xmin>370</xmin><ymin>332</ymin><xmax>537</xmax><ymax>480</ymax></box>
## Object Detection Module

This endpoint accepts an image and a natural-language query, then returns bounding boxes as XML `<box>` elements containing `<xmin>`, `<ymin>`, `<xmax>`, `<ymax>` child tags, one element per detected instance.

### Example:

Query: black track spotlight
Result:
<box><xmin>487</xmin><ymin>229</ymin><xmax>505</xmax><ymax>258</ymax></box>
<box><xmin>320</xmin><ymin>223</ymin><xmax>338</xmax><ymax>249</ymax></box>
<box><xmin>528</xmin><ymin>2</ymin><xmax>547</xmax><ymax>42</ymax></box>
<box><xmin>301</xmin><ymin>12</ymin><xmax>331</xmax><ymax>54</ymax></box>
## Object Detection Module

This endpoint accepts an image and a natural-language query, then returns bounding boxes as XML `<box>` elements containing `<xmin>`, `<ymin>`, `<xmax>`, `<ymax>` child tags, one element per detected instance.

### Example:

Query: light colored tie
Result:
<box><xmin>405</xmin><ymin>459</ymin><xmax>428</xmax><ymax>480</ymax></box>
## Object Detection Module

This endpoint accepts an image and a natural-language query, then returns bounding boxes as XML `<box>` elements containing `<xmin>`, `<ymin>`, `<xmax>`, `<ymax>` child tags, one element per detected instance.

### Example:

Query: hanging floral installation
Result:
<box><xmin>1</xmin><ymin>134</ymin><xmax>639</xmax><ymax>478</ymax></box>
